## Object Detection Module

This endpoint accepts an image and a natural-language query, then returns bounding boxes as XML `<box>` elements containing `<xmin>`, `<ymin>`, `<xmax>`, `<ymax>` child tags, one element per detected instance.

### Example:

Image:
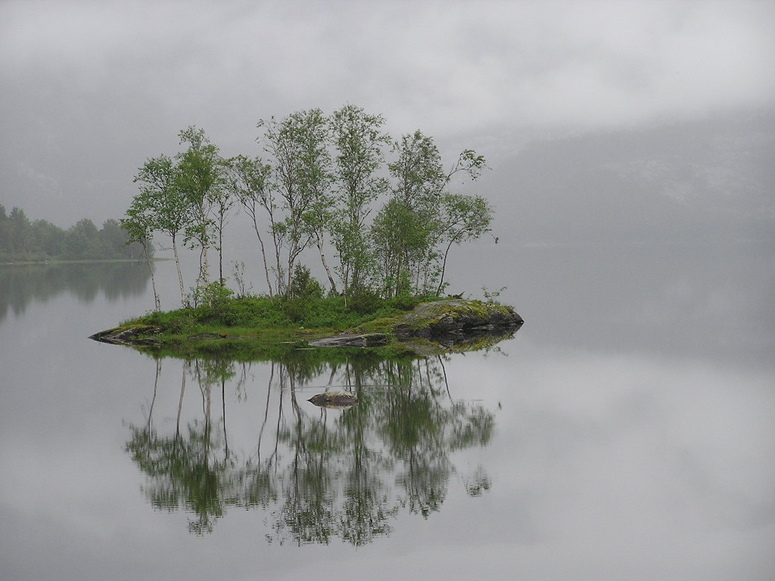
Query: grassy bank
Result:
<box><xmin>109</xmin><ymin>294</ymin><xmax>436</xmax><ymax>359</ymax></box>
<box><xmin>93</xmin><ymin>286</ymin><xmax>524</xmax><ymax>360</ymax></box>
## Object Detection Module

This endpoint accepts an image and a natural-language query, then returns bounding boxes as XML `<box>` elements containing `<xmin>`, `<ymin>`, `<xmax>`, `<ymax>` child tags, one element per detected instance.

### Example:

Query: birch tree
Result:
<box><xmin>375</xmin><ymin>133</ymin><xmax>489</xmax><ymax>297</ymax></box>
<box><xmin>435</xmin><ymin>193</ymin><xmax>493</xmax><ymax>295</ymax></box>
<box><xmin>133</xmin><ymin>154</ymin><xmax>189</xmax><ymax>303</ymax></box>
<box><xmin>258</xmin><ymin>109</ymin><xmax>331</xmax><ymax>296</ymax></box>
<box><xmin>176</xmin><ymin>126</ymin><xmax>222</xmax><ymax>286</ymax></box>
<box><xmin>225</xmin><ymin>154</ymin><xmax>277</xmax><ymax>296</ymax></box>
<box><xmin>329</xmin><ymin>105</ymin><xmax>390</xmax><ymax>299</ymax></box>
<box><xmin>121</xmin><ymin>198</ymin><xmax>160</xmax><ymax>311</ymax></box>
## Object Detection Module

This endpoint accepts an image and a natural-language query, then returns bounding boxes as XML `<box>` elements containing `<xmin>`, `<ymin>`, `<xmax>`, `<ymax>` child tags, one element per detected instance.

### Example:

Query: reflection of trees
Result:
<box><xmin>126</xmin><ymin>358</ymin><xmax>238</xmax><ymax>534</ymax></box>
<box><xmin>125</xmin><ymin>352</ymin><xmax>496</xmax><ymax>545</ymax></box>
<box><xmin>126</xmin><ymin>422</ymin><xmax>232</xmax><ymax>534</ymax></box>
<box><xmin>0</xmin><ymin>262</ymin><xmax>149</xmax><ymax>323</ymax></box>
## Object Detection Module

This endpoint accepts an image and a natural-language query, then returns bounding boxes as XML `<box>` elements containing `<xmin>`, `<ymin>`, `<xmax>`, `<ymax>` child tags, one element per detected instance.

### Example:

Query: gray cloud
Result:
<box><xmin>1</xmin><ymin>0</ymin><xmax>774</xmax><ymax>225</ymax></box>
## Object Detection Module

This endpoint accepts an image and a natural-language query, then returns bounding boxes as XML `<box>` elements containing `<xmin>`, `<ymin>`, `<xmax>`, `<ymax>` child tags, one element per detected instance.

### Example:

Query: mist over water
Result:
<box><xmin>1</xmin><ymin>240</ymin><xmax>773</xmax><ymax>580</ymax></box>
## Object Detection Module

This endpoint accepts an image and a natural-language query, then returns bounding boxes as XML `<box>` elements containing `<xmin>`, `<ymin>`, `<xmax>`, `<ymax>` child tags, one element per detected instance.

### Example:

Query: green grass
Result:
<box><xmin>106</xmin><ymin>293</ymin><xmax>520</xmax><ymax>361</ymax></box>
<box><xmin>118</xmin><ymin>294</ymin><xmax>438</xmax><ymax>359</ymax></box>
<box><xmin>135</xmin><ymin>294</ymin><xmax>435</xmax><ymax>332</ymax></box>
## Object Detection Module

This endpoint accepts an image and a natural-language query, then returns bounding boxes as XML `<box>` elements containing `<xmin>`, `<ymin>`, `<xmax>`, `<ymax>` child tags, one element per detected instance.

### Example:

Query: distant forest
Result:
<box><xmin>0</xmin><ymin>204</ymin><xmax>148</xmax><ymax>262</ymax></box>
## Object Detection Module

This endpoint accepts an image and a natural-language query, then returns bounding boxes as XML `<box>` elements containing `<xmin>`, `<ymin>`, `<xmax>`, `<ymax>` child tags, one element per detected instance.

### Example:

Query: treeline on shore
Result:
<box><xmin>0</xmin><ymin>204</ymin><xmax>147</xmax><ymax>263</ymax></box>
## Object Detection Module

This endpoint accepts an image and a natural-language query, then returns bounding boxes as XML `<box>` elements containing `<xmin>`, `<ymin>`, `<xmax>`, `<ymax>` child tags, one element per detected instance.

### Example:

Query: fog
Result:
<box><xmin>1</xmin><ymin>0</ymin><xmax>774</xmax><ymax>235</ymax></box>
<box><xmin>2</xmin><ymin>5</ymin><xmax>775</xmax><ymax>578</ymax></box>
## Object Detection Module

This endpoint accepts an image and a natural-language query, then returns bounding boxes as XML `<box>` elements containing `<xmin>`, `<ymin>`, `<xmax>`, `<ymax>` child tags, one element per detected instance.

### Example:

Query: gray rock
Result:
<box><xmin>308</xmin><ymin>333</ymin><xmax>389</xmax><ymax>348</ymax></box>
<box><xmin>392</xmin><ymin>299</ymin><xmax>523</xmax><ymax>340</ymax></box>
<box><xmin>308</xmin><ymin>391</ymin><xmax>358</xmax><ymax>409</ymax></box>
<box><xmin>89</xmin><ymin>325</ymin><xmax>161</xmax><ymax>346</ymax></box>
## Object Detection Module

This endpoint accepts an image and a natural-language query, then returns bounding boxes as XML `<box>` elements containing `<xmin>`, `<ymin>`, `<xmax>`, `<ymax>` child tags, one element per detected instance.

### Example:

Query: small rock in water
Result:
<box><xmin>308</xmin><ymin>391</ymin><xmax>358</xmax><ymax>409</ymax></box>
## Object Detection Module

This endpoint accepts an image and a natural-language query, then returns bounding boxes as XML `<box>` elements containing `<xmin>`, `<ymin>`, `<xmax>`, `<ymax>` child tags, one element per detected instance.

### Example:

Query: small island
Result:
<box><xmin>91</xmin><ymin>294</ymin><xmax>523</xmax><ymax>359</ymax></box>
<box><xmin>91</xmin><ymin>106</ymin><xmax>523</xmax><ymax>359</ymax></box>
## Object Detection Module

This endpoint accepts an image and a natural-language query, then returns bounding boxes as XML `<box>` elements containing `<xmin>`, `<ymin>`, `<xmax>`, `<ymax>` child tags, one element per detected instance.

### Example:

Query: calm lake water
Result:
<box><xmin>1</xmin><ymin>242</ymin><xmax>774</xmax><ymax>580</ymax></box>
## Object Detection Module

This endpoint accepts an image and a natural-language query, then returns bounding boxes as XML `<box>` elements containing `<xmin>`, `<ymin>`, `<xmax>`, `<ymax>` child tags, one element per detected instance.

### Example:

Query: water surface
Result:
<box><xmin>1</xmin><ymin>245</ymin><xmax>773</xmax><ymax>580</ymax></box>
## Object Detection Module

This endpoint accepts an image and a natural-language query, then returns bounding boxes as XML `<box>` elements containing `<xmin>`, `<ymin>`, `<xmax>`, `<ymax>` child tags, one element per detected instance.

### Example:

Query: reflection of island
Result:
<box><xmin>0</xmin><ymin>262</ymin><xmax>149</xmax><ymax>322</ymax></box>
<box><xmin>125</xmin><ymin>352</ymin><xmax>496</xmax><ymax>545</ymax></box>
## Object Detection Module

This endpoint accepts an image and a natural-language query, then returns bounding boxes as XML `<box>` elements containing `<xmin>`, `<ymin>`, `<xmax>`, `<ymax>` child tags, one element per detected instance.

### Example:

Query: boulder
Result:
<box><xmin>89</xmin><ymin>325</ymin><xmax>161</xmax><ymax>346</ymax></box>
<box><xmin>308</xmin><ymin>391</ymin><xmax>358</xmax><ymax>409</ymax></box>
<box><xmin>392</xmin><ymin>299</ymin><xmax>523</xmax><ymax>341</ymax></box>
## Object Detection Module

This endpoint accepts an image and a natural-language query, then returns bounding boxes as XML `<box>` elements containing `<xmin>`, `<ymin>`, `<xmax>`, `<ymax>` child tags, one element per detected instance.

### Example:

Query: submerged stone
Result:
<box><xmin>308</xmin><ymin>391</ymin><xmax>358</xmax><ymax>409</ymax></box>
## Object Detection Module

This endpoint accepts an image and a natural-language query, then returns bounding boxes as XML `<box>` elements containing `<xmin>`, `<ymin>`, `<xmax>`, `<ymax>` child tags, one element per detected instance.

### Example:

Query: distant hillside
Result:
<box><xmin>485</xmin><ymin>108</ymin><xmax>775</xmax><ymax>245</ymax></box>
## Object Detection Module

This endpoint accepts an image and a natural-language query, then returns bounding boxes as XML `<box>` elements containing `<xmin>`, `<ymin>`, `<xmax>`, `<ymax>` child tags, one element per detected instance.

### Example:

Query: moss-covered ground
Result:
<box><xmin>94</xmin><ymin>293</ymin><xmax>522</xmax><ymax>361</ymax></box>
<box><xmin>107</xmin><ymin>294</ymin><xmax>437</xmax><ymax>360</ymax></box>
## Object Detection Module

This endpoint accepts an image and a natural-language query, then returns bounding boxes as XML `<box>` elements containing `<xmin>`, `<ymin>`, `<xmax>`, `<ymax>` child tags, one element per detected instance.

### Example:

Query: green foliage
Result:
<box><xmin>373</xmin><ymin>129</ymin><xmax>492</xmax><ymax>298</ymax></box>
<box><xmin>223</xmin><ymin>155</ymin><xmax>275</xmax><ymax>295</ymax></box>
<box><xmin>142</xmin><ymin>308</ymin><xmax>200</xmax><ymax>335</ymax></box>
<box><xmin>257</xmin><ymin>109</ymin><xmax>331</xmax><ymax>296</ymax></box>
<box><xmin>329</xmin><ymin>104</ymin><xmax>391</xmax><ymax>296</ymax></box>
<box><xmin>278</xmin><ymin>294</ymin><xmax>390</xmax><ymax>328</ymax></box>
<box><xmin>280</xmin><ymin>265</ymin><xmax>329</xmax><ymax>322</ymax></box>
<box><xmin>192</xmin><ymin>280</ymin><xmax>234</xmax><ymax>309</ymax></box>
<box><xmin>231</xmin><ymin>260</ymin><xmax>252</xmax><ymax>298</ymax></box>
<box><xmin>288</xmin><ymin>264</ymin><xmax>324</xmax><ymax>300</ymax></box>
<box><xmin>121</xmin><ymin>105</ymin><xmax>498</xmax><ymax>312</ymax></box>
<box><xmin>346</xmin><ymin>287</ymin><xmax>384</xmax><ymax>315</ymax></box>
<box><xmin>176</xmin><ymin>126</ymin><xmax>224</xmax><ymax>284</ymax></box>
<box><xmin>387</xmin><ymin>293</ymin><xmax>433</xmax><ymax>311</ymax></box>
<box><xmin>133</xmin><ymin>154</ymin><xmax>190</xmax><ymax>247</ymax></box>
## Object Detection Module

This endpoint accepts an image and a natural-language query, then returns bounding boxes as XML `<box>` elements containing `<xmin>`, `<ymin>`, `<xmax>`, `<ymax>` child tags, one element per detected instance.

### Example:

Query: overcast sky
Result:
<box><xmin>2</xmin><ymin>0</ymin><xmax>774</xmax><ymax>227</ymax></box>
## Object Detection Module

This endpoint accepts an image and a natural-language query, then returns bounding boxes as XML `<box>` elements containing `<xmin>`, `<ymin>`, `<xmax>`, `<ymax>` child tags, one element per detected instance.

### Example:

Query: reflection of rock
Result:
<box><xmin>89</xmin><ymin>324</ymin><xmax>161</xmax><ymax>346</ymax></box>
<box><xmin>308</xmin><ymin>391</ymin><xmax>358</xmax><ymax>409</ymax></box>
<box><xmin>308</xmin><ymin>333</ymin><xmax>389</xmax><ymax>348</ymax></box>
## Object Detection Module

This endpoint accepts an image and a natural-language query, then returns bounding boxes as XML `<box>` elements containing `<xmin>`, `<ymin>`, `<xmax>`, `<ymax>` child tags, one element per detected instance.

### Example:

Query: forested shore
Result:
<box><xmin>0</xmin><ymin>204</ymin><xmax>146</xmax><ymax>263</ymax></box>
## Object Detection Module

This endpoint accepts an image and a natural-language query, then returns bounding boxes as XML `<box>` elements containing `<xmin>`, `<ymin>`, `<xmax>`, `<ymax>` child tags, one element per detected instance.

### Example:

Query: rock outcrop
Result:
<box><xmin>89</xmin><ymin>325</ymin><xmax>161</xmax><ymax>346</ymax></box>
<box><xmin>307</xmin><ymin>299</ymin><xmax>523</xmax><ymax>353</ymax></box>
<box><xmin>391</xmin><ymin>299</ymin><xmax>523</xmax><ymax>341</ymax></box>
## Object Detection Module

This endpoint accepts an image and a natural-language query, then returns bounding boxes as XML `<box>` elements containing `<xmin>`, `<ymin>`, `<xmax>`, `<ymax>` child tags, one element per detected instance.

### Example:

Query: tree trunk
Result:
<box><xmin>199</xmin><ymin>243</ymin><xmax>209</xmax><ymax>286</ymax></box>
<box><xmin>218</xmin><ymin>224</ymin><xmax>224</xmax><ymax>284</ymax></box>
<box><xmin>435</xmin><ymin>241</ymin><xmax>454</xmax><ymax>296</ymax></box>
<box><xmin>250</xmin><ymin>213</ymin><xmax>274</xmax><ymax>297</ymax></box>
<box><xmin>172</xmin><ymin>235</ymin><xmax>186</xmax><ymax>304</ymax></box>
<box><xmin>316</xmin><ymin>236</ymin><xmax>338</xmax><ymax>294</ymax></box>
<box><xmin>143</xmin><ymin>241</ymin><xmax>161</xmax><ymax>311</ymax></box>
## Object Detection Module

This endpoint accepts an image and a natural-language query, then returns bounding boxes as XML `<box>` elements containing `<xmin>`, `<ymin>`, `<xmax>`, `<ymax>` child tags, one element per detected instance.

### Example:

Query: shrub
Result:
<box><xmin>192</xmin><ymin>281</ymin><xmax>234</xmax><ymax>308</ymax></box>
<box><xmin>288</xmin><ymin>265</ymin><xmax>324</xmax><ymax>300</ymax></box>
<box><xmin>347</xmin><ymin>288</ymin><xmax>384</xmax><ymax>315</ymax></box>
<box><xmin>281</xmin><ymin>297</ymin><xmax>308</xmax><ymax>323</ymax></box>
